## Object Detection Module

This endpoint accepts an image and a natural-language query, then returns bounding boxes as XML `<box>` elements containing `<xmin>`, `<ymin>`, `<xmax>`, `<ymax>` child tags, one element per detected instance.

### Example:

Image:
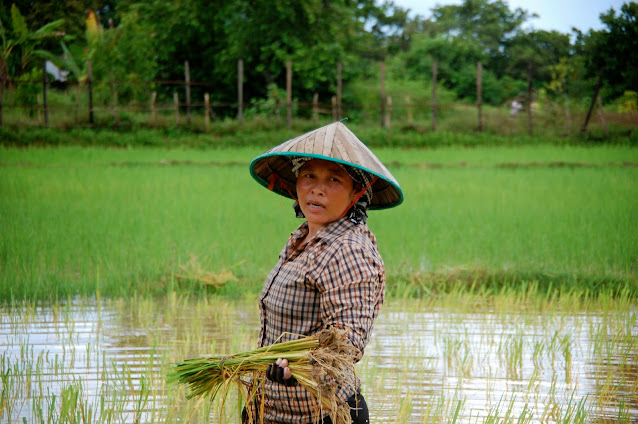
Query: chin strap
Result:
<box><xmin>270</xmin><ymin>172</ymin><xmax>377</xmax><ymax>219</ymax></box>
<box><xmin>339</xmin><ymin>176</ymin><xmax>378</xmax><ymax>219</ymax></box>
<box><xmin>269</xmin><ymin>173</ymin><xmax>298</xmax><ymax>202</ymax></box>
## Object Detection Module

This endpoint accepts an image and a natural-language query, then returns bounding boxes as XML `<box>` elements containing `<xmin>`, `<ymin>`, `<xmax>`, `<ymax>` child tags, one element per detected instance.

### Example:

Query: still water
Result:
<box><xmin>1</xmin><ymin>296</ymin><xmax>636</xmax><ymax>423</ymax></box>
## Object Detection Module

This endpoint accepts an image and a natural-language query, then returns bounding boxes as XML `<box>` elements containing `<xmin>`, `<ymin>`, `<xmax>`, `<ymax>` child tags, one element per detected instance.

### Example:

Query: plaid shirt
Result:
<box><xmin>257</xmin><ymin>217</ymin><xmax>385</xmax><ymax>423</ymax></box>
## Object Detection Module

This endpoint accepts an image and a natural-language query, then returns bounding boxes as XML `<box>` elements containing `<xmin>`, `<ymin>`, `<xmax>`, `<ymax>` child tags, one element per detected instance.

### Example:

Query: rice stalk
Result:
<box><xmin>168</xmin><ymin>327</ymin><xmax>358</xmax><ymax>424</ymax></box>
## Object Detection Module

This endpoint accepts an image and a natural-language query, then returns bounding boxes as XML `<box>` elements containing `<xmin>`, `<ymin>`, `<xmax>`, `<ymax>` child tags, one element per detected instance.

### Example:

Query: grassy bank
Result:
<box><xmin>1</xmin><ymin>144</ymin><xmax>637</xmax><ymax>301</ymax></box>
<box><xmin>1</xmin><ymin>110</ymin><xmax>637</xmax><ymax>149</ymax></box>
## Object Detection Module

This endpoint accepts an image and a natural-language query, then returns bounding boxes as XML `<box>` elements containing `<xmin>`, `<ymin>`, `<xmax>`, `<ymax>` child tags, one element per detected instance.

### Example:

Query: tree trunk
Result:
<box><xmin>581</xmin><ymin>69</ymin><xmax>604</xmax><ymax>133</ymax></box>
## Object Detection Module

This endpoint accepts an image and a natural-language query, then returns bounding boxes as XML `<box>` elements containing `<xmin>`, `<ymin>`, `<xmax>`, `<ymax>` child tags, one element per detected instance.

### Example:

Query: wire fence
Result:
<box><xmin>1</xmin><ymin>59</ymin><xmax>630</xmax><ymax>136</ymax></box>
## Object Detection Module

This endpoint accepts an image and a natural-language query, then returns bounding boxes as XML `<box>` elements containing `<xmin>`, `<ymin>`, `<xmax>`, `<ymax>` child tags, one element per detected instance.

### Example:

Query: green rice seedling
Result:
<box><xmin>498</xmin><ymin>334</ymin><xmax>524</xmax><ymax>381</ymax></box>
<box><xmin>168</xmin><ymin>328</ymin><xmax>358</xmax><ymax>424</ymax></box>
<box><xmin>560</xmin><ymin>334</ymin><xmax>573</xmax><ymax>384</ymax></box>
<box><xmin>392</xmin><ymin>393</ymin><xmax>414</xmax><ymax>424</ymax></box>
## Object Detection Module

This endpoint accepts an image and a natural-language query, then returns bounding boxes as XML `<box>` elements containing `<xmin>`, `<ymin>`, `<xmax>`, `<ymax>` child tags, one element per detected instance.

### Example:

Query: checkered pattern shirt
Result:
<box><xmin>256</xmin><ymin>217</ymin><xmax>385</xmax><ymax>423</ymax></box>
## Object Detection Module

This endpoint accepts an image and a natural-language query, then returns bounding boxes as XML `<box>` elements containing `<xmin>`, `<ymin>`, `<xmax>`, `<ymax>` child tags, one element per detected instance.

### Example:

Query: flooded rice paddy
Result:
<box><xmin>1</xmin><ymin>294</ymin><xmax>636</xmax><ymax>423</ymax></box>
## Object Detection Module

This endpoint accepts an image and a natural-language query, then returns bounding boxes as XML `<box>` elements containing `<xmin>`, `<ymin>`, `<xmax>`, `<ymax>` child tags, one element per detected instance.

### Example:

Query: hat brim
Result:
<box><xmin>250</xmin><ymin>152</ymin><xmax>403</xmax><ymax>210</ymax></box>
<box><xmin>249</xmin><ymin>122</ymin><xmax>404</xmax><ymax>210</ymax></box>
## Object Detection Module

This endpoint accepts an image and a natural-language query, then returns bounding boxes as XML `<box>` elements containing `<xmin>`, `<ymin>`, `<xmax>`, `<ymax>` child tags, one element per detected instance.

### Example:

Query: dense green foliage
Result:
<box><xmin>1</xmin><ymin>0</ymin><xmax>637</xmax><ymax>121</ymax></box>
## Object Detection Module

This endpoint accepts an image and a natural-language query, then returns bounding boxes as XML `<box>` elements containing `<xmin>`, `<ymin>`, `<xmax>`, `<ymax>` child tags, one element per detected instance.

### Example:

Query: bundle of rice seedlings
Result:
<box><xmin>168</xmin><ymin>327</ymin><xmax>358</xmax><ymax>424</ymax></box>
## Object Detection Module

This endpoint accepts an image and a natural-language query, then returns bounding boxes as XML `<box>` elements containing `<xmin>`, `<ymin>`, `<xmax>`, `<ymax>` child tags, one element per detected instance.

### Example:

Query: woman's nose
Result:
<box><xmin>311</xmin><ymin>181</ymin><xmax>325</xmax><ymax>195</ymax></box>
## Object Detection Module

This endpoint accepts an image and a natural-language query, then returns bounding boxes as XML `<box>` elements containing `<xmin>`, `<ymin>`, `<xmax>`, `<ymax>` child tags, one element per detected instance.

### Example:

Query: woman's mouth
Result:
<box><xmin>307</xmin><ymin>202</ymin><xmax>325</xmax><ymax>210</ymax></box>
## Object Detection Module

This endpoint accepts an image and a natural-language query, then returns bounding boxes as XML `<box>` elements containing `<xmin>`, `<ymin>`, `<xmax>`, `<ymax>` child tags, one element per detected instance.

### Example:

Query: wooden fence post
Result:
<box><xmin>204</xmin><ymin>93</ymin><xmax>210</xmax><ymax>132</ymax></box>
<box><xmin>431</xmin><ymin>60</ymin><xmax>437</xmax><ymax>131</ymax></box>
<box><xmin>405</xmin><ymin>95</ymin><xmax>413</xmax><ymax>126</ymax></box>
<box><xmin>87</xmin><ymin>58</ymin><xmax>94</xmax><ymax>124</ymax></box>
<box><xmin>286</xmin><ymin>60</ymin><xmax>292</xmax><ymax>129</ymax></box>
<box><xmin>150</xmin><ymin>91</ymin><xmax>157</xmax><ymax>124</ymax></box>
<box><xmin>331</xmin><ymin>96</ymin><xmax>337</xmax><ymax>121</ymax></box>
<box><xmin>110</xmin><ymin>72</ymin><xmax>120</xmax><ymax>125</ymax></box>
<box><xmin>0</xmin><ymin>61</ymin><xmax>3</xmax><ymax>126</ymax></box>
<box><xmin>477</xmin><ymin>60</ymin><xmax>483</xmax><ymax>132</ymax></box>
<box><xmin>526</xmin><ymin>62</ymin><xmax>533</xmax><ymax>135</ymax></box>
<box><xmin>337</xmin><ymin>61</ymin><xmax>342</xmax><ymax>121</ymax></box>
<box><xmin>174</xmin><ymin>91</ymin><xmax>180</xmax><ymax>125</ymax></box>
<box><xmin>313</xmin><ymin>93</ymin><xmax>319</xmax><ymax>125</ymax></box>
<box><xmin>380</xmin><ymin>61</ymin><xmax>386</xmax><ymax>128</ymax></box>
<box><xmin>597</xmin><ymin>94</ymin><xmax>609</xmax><ymax>137</ymax></box>
<box><xmin>185</xmin><ymin>60</ymin><xmax>191</xmax><ymax>124</ymax></box>
<box><xmin>42</xmin><ymin>59</ymin><xmax>48</xmax><ymax>127</ymax></box>
<box><xmin>385</xmin><ymin>95</ymin><xmax>392</xmax><ymax>129</ymax></box>
<box><xmin>237</xmin><ymin>59</ymin><xmax>244</xmax><ymax>124</ymax></box>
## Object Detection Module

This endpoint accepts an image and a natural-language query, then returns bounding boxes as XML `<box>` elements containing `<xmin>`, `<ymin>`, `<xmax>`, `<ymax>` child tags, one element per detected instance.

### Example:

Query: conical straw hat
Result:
<box><xmin>250</xmin><ymin>121</ymin><xmax>403</xmax><ymax>209</ymax></box>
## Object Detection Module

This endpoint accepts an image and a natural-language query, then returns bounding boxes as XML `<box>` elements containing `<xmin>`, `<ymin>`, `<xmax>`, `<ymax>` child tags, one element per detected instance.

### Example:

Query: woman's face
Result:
<box><xmin>296</xmin><ymin>159</ymin><xmax>355</xmax><ymax>235</ymax></box>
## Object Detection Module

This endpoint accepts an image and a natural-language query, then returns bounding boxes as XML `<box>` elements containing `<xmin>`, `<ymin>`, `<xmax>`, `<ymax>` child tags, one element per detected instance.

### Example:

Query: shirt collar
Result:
<box><xmin>291</xmin><ymin>218</ymin><xmax>358</xmax><ymax>246</ymax></box>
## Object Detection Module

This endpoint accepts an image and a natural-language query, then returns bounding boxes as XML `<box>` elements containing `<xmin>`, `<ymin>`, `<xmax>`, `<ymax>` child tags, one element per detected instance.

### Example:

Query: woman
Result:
<box><xmin>247</xmin><ymin>121</ymin><xmax>403</xmax><ymax>424</ymax></box>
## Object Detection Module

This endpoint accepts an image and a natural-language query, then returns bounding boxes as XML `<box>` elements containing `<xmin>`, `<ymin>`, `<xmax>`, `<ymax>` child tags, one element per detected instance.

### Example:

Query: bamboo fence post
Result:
<box><xmin>405</xmin><ymin>95</ymin><xmax>413</xmax><ymax>126</ymax></box>
<box><xmin>150</xmin><ymin>91</ymin><xmax>157</xmax><ymax>124</ymax></box>
<box><xmin>237</xmin><ymin>59</ymin><xmax>244</xmax><ymax>125</ymax></box>
<box><xmin>87</xmin><ymin>58</ymin><xmax>94</xmax><ymax>124</ymax></box>
<box><xmin>42</xmin><ymin>59</ymin><xmax>48</xmax><ymax>126</ymax></box>
<box><xmin>337</xmin><ymin>61</ymin><xmax>342</xmax><ymax>121</ymax></box>
<box><xmin>185</xmin><ymin>60</ymin><xmax>191</xmax><ymax>124</ymax></box>
<box><xmin>477</xmin><ymin>60</ymin><xmax>483</xmax><ymax>132</ymax></box>
<box><xmin>431</xmin><ymin>60</ymin><xmax>437</xmax><ymax>131</ymax></box>
<box><xmin>313</xmin><ymin>93</ymin><xmax>319</xmax><ymax>125</ymax></box>
<box><xmin>286</xmin><ymin>60</ymin><xmax>292</xmax><ymax>129</ymax></box>
<box><xmin>380</xmin><ymin>61</ymin><xmax>386</xmax><ymax>128</ymax></box>
<box><xmin>385</xmin><ymin>95</ymin><xmax>392</xmax><ymax>129</ymax></box>
<box><xmin>174</xmin><ymin>91</ymin><xmax>180</xmax><ymax>125</ymax></box>
<box><xmin>204</xmin><ymin>93</ymin><xmax>210</xmax><ymax>132</ymax></box>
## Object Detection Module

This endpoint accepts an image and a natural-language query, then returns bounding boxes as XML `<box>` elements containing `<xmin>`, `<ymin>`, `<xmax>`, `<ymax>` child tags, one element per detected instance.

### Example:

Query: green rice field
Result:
<box><xmin>1</xmin><ymin>144</ymin><xmax>636</xmax><ymax>300</ymax></box>
<box><xmin>0</xmin><ymin>143</ymin><xmax>637</xmax><ymax>423</ymax></box>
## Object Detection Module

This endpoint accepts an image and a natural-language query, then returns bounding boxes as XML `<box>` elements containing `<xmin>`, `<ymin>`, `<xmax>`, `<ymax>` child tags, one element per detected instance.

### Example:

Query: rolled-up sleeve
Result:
<box><xmin>316</xmin><ymin>237</ymin><xmax>385</xmax><ymax>360</ymax></box>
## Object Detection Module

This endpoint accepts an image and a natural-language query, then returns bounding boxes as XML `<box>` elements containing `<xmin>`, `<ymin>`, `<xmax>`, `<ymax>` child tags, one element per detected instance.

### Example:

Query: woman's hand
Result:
<box><xmin>266</xmin><ymin>358</ymin><xmax>298</xmax><ymax>386</ymax></box>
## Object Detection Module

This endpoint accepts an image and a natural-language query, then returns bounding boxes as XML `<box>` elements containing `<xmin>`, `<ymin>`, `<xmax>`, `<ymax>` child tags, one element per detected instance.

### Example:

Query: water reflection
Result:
<box><xmin>0</xmin><ymin>296</ymin><xmax>636</xmax><ymax>423</ymax></box>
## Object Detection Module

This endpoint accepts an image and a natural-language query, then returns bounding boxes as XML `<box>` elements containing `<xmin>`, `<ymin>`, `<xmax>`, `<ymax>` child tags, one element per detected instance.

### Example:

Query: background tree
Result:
<box><xmin>220</xmin><ymin>0</ymin><xmax>383</xmax><ymax>108</ymax></box>
<box><xmin>0</xmin><ymin>4</ymin><xmax>65</xmax><ymax>124</ymax></box>
<box><xmin>505</xmin><ymin>29</ymin><xmax>571</xmax><ymax>94</ymax></box>
<box><xmin>583</xmin><ymin>2</ymin><xmax>638</xmax><ymax>100</ymax></box>
<box><xmin>430</xmin><ymin>0</ymin><xmax>532</xmax><ymax>75</ymax></box>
